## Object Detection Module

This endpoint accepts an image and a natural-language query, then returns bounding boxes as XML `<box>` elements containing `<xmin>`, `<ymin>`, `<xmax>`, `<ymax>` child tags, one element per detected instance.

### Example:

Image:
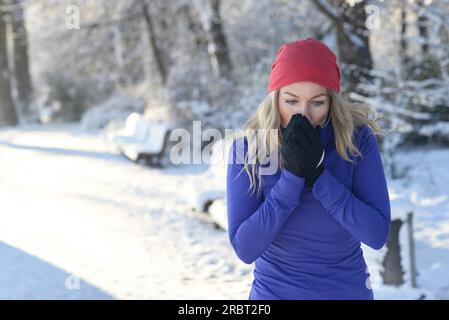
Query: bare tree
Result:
<box><xmin>0</xmin><ymin>0</ymin><xmax>17</xmax><ymax>126</ymax></box>
<box><xmin>415</xmin><ymin>0</ymin><xmax>429</xmax><ymax>55</ymax></box>
<box><xmin>139</xmin><ymin>0</ymin><xmax>168</xmax><ymax>85</ymax></box>
<box><xmin>179</xmin><ymin>3</ymin><xmax>208</xmax><ymax>54</ymax></box>
<box><xmin>312</xmin><ymin>0</ymin><xmax>373</xmax><ymax>94</ymax></box>
<box><xmin>10</xmin><ymin>0</ymin><xmax>35</xmax><ymax>122</ymax></box>
<box><xmin>381</xmin><ymin>220</ymin><xmax>405</xmax><ymax>286</ymax></box>
<box><xmin>205</xmin><ymin>0</ymin><xmax>232</xmax><ymax>79</ymax></box>
<box><xmin>399</xmin><ymin>0</ymin><xmax>409</xmax><ymax>74</ymax></box>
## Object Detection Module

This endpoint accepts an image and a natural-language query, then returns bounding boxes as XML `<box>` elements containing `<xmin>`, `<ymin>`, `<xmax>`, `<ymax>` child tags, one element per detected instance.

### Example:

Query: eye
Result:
<box><xmin>311</xmin><ymin>101</ymin><xmax>325</xmax><ymax>107</ymax></box>
<box><xmin>285</xmin><ymin>100</ymin><xmax>297</xmax><ymax>105</ymax></box>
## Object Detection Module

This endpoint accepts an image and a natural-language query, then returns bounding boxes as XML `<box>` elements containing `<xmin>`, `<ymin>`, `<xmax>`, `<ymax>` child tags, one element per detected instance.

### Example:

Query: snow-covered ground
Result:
<box><xmin>374</xmin><ymin>146</ymin><xmax>449</xmax><ymax>299</ymax></box>
<box><xmin>0</xmin><ymin>123</ymin><xmax>448</xmax><ymax>299</ymax></box>
<box><xmin>0</xmin><ymin>123</ymin><xmax>252</xmax><ymax>299</ymax></box>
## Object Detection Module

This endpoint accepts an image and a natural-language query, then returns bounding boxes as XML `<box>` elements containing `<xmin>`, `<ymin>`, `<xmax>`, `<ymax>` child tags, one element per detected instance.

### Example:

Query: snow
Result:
<box><xmin>315</xmin><ymin>0</ymin><xmax>341</xmax><ymax>20</ymax></box>
<box><xmin>342</xmin><ymin>22</ymin><xmax>366</xmax><ymax>48</ymax></box>
<box><xmin>80</xmin><ymin>95</ymin><xmax>145</xmax><ymax>132</ymax></box>
<box><xmin>390</xmin><ymin>191</ymin><xmax>415</xmax><ymax>221</ymax></box>
<box><xmin>0</xmin><ymin>123</ymin><xmax>449</xmax><ymax>299</ymax></box>
<box><xmin>114</xmin><ymin>120</ymin><xmax>170</xmax><ymax>161</ymax></box>
<box><xmin>209</xmin><ymin>199</ymin><xmax>228</xmax><ymax>231</ymax></box>
<box><xmin>363</xmin><ymin>146</ymin><xmax>449</xmax><ymax>299</ymax></box>
<box><xmin>420</xmin><ymin>122</ymin><xmax>449</xmax><ymax>137</ymax></box>
<box><xmin>0</xmin><ymin>123</ymin><xmax>252</xmax><ymax>299</ymax></box>
<box><xmin>192</xmin><ymin>189</ymin><xmax>226</xmax><ymax>213</ymax></box>
<box><xmin>186</xmin><ymin>138</ymin><xmax>227</xmax><ymax>212</ymax></box>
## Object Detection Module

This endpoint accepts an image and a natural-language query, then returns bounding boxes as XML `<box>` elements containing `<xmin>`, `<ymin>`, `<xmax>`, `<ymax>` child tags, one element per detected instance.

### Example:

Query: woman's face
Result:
<box><xmin>278</xmin><ymin>81</ymin><xmax>331</xmax><ymax>128</ymax></box>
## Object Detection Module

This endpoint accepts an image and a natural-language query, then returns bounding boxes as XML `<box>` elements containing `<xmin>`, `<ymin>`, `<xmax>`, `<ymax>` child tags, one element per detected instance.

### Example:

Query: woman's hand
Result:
<box><xmin>280</xmin><ymin>114</ymin><xmax>306</xmax><ymax>178</ymax></box>
<box><xmin>293</xmin><ymin>115</ymin><xmax>325</xmax><ymax>188</ymax></box>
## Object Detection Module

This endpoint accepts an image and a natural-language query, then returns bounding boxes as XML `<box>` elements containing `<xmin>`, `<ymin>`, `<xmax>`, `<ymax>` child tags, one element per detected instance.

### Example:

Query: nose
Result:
<box><xmin>292</xmin><ymin>105</ymin><xmax>312</xmax><ymax>123</ymax></box>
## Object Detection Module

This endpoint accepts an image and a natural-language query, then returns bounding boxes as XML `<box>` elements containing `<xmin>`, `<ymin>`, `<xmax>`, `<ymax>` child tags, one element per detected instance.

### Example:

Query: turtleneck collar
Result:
<box><xmin>319</xmin><ymin>115</ymin><xmax>334</xmax><ymax>149</ymax></box>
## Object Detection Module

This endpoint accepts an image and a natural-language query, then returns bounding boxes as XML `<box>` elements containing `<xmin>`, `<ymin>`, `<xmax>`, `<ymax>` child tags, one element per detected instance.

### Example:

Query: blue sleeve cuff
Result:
<box><xmin>311</xmin><ymin>167</ymin><xmax>346</xmax><ymax>213</ymax></box>
<box><xmin>271</xmin><ymin>169</ymin><xmax>306</xmax><ymax>204</ymax></box>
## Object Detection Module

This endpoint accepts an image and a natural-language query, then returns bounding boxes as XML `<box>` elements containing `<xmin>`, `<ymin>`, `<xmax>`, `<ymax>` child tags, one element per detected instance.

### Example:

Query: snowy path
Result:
<box><xmin>1</xmin><ymin>123</ymin><xmax>449</xmax><ymax>299</ymax></box>
<box><xmin>0</xmin><ymin>123</ymin><xmax>253</xmax><ymax>299</ymax></box>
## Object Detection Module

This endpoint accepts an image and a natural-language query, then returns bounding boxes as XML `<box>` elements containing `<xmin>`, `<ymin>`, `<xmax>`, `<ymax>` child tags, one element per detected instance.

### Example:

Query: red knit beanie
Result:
<box><xmin>267</xmin><ymin>37</ymin><xmax>341</xmax><ymax>93</ymax></box>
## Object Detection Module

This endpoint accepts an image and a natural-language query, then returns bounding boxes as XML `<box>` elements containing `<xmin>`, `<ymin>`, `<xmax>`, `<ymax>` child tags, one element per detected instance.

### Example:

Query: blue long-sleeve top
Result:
<box><xmin>226</xmin><ymin>119</ymin><xmax>391</xmax><ymax>300</ymax></box>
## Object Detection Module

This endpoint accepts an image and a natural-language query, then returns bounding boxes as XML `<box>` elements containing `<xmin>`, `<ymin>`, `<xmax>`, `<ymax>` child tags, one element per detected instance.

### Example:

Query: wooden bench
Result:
<box><xmin>122</xmin><ymin>122</ymin><xmax>171</xmax><ymax>167</ymax></box>
<box><xmin>114</xmin><ymin>114</ymin><xmax>171</xmax><ymax>167</ymax></box>
<box><xmin>189</xmin><ymin>138</ymin><xmax>227</xmax><ymax>228</ymax></box>
<box><xmin>111</xmin><ymin>112</ymin><xmax>142</xmax><ymax>145</ymax></box>
<box><xmin>381</xmin><ymin>196</ymin><xmax>418</xmax><ymax>289</ymax></box>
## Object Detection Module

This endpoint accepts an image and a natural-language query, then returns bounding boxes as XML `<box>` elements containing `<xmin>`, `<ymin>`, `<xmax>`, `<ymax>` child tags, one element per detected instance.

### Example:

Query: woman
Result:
<box><xmin>226</xmin><ymin>38</ymin><xmax>391</xmax><ymax>300</ymax></box>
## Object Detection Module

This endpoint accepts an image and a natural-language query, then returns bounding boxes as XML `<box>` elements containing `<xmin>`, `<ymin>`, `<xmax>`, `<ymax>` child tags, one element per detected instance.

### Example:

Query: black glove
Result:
<box><xmin>280</xmin><ymin>114</ymin><xmax>306</xmax><ymax>178</ymax></box>
<box><xmin>293</xmin><ymin>116</ymin><xmax>325</xmax><ymax>188</ymax></box>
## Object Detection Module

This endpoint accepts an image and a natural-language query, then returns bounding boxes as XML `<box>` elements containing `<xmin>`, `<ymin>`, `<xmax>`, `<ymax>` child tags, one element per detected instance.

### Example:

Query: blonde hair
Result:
<box><xmin>226</xmin><ymin>89</ymin><xmax>384</xmax><ymax>197</ymax></box>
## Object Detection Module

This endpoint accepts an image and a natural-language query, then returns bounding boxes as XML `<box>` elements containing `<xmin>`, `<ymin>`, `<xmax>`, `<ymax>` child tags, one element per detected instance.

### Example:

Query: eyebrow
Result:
<box><xmin>283</xmin><ymin>92</ymin><xmax>327</xmax><ymax>99</ymax></box>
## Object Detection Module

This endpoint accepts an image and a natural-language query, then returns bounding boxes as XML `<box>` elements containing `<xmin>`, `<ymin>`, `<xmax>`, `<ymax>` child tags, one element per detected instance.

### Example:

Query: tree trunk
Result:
<box><xmin>180</xmin><ymin>4</ymin><xmax>208</xmax><ymax>53</ymax></box>
<box><xmin>381</xmin><ymin>219</ymin><xmax>405</xmax><ymax>286</ymax></box>
<box><xmin>206</xmin><ymin>0</ymin><xmax>232</xmax><ymax>79</ymax></box>
<box><xmin>312</xmin><ymin>0</ymin><xmax>373</xmax><ymax>94</ymax></box>
<box><xmin>399</xmin><ymin>0</ymin><xmax>409</xmax><ymax>74</ymax></box>
<box><xmin>10</xmin><ymin>0</ymin><xmax>36</xmax><ymax>122</ymax></box>
<box><xmin>139</xmin><ymin>0</ymin><xmax>167</xmax><ymax>85</ymax></box>
<box><xmin>415</xmin><ymin>0</ymin><xmax>429</xmax><ymax>55</ymax></box>
<box><xmin>0</xmin><ymin>1</ymin><xmax>18</xmax><ymax>126</ymax></box>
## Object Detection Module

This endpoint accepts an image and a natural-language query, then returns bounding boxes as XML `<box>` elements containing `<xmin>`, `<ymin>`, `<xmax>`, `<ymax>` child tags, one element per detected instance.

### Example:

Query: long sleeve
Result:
<box><xmin>226</xmin><ymin>139</ymin><xmax>306</xmax><ymax>264</ymax></box>
<box><xmin>311</xmin><ymin>127</ymin><xmax>391</xmax><ymax>250</ymax></box>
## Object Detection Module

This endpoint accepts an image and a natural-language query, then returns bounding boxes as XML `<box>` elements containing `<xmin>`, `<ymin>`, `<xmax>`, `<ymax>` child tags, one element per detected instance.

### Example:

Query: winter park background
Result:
<box><xmin>0</xmin><ymin>0</ymin><xmax>449</xmax><ymax>300</ymax></box>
